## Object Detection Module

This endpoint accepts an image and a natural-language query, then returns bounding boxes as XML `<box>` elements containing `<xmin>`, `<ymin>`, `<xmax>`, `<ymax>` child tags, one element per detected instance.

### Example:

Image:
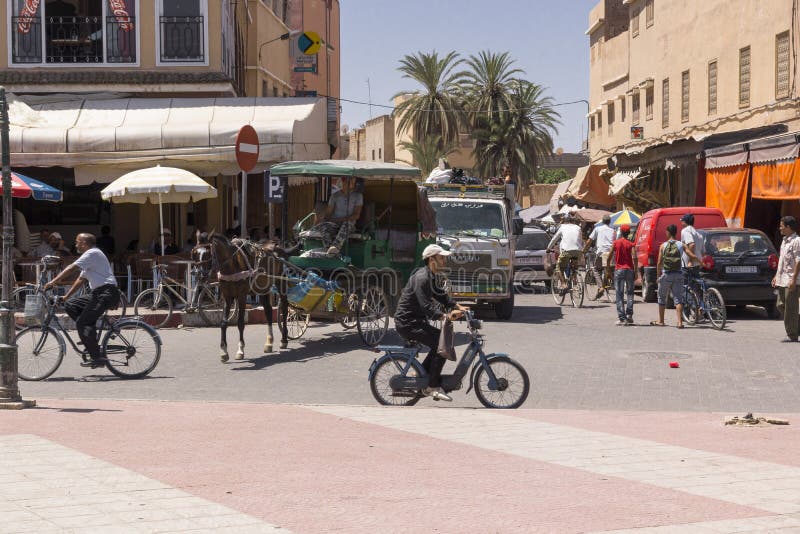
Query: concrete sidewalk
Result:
<box><xmin>3</xmin><ymin>399</ymin><xmax>800</xmax><ymax>533</ymax></box>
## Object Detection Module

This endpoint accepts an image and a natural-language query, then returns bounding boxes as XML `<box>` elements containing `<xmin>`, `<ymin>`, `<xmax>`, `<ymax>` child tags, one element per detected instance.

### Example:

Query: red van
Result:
<box><xmin>634</xmin><ymin>207</ymin><xmax>727</xmax><ymax>302</ymax></box>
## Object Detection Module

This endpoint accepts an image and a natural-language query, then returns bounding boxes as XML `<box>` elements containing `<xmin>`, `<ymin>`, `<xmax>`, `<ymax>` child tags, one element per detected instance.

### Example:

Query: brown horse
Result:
<box><xmin>210</xmin><ymin>234</ymin><xmax>290</xmax><ymax>362</ymax></box>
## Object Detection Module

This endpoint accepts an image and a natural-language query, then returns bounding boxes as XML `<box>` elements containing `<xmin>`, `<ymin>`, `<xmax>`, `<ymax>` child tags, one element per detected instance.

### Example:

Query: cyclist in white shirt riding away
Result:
<box><xmin>45</xmin><ymin>233</ymin><xmax>119</xmax><ymax>368</ymax></box>
<box><xmin>583</xmin><ymin>214</ymin><xmax>616</xmax><ymax>296</ymax></box>
<box><xmin>547</xmin><ymin>215</ymin><xmax>584</xmax><ymax>289</ymax></box>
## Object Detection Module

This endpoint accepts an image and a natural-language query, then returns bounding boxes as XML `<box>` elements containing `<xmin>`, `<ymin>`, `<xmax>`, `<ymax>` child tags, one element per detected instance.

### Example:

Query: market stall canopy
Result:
<box><xmin>518</xmin><ymin>204</ymin><xmax>551</xmax><ymax>223</ymax></box>
<box><xmin>6</xmin><ymin>94</ymin><xmax>330</xmax><ymax>185</ymax></box>
<box><xmin>566</xmin><ymin>165</ymin><xmax>615</xmax><ymax>207</ymax></box>
<box><xmin>269</xmin><ymin>160</ymin><xmax>421</xmax><ymax>180</ymax></box>
<box><xmin>572</xmin><ymin>208</ymin><xmax>612</xmax><ymax>224</ymax></box>
<box><xmin>100</xmin><ymin>165</ymin><xmax>217</xmax><ymax>204</ymax></box>
<box><xmin>548</xmin><ymin>179</ymin><xmax>573</xmax><ymax>214</ymax></box>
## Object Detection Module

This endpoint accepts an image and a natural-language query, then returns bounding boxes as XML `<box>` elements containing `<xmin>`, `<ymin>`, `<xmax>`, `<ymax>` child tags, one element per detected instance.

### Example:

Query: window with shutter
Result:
<box><xmin>708</xmin><ymin>60</ymin><xmax>718</xmax><ymax>115</ymax></box>
<box><xmin>621</xmin><ymin>98</ymin><xmax>626</xmax><ymax>123</ymax></box>
<box><xmin>608</xmin><ymin>102</ymin><xmax>615</xmax><ymax>136</ymax></box>
<box><xmin>631</xmin><ymin>7</ymin><xmax>639</xmax><ymax>37</ymax></box>
<box><xmin>632</xmin><ymin>92</ymin><xmax>640</xmax><ymax>124</ymax></box>
<box><xmin>739</xmin><ymin>46</ymin><xmax>751</xmax><ymax>108</ymax></box>
<box><xmin>681</xmin><ymin>70</ymin><xmax>690</xmax><ymax>123</ymax></box>
<box><xmin>645</xmin><ymin>87</ymin><xmax>653</xmax><ymax>120</ymax></box>
<box><xmin>662</xmin><ymin>78</ymin><xmax>669</xmax><ymax>128</ymax></box>
<box><xmin>776</xmin><ymin>31</ymin><xmax>790</xmax><ymax>99</ymax></box>
<box><xmin>645</xmin><ymin>0</ymin><xmax>654</xmax><ymax>27</ymax></box>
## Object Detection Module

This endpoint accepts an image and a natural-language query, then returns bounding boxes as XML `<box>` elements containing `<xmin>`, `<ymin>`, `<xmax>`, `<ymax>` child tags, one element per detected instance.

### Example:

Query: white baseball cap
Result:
<box><xmin>422</xmin><ymin>244</ymin><xmax>451</xmax><ymax>260</ymax></box>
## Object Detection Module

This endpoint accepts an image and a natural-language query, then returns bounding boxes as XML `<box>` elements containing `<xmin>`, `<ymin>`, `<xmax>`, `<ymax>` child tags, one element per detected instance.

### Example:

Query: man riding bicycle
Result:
<box><xmin>547</xmin><ymin>214</ymin><xmax>584</xmax><ymax>290</ymax></box>
<box><xmin>582</xmin><ymin>214</ymin><xmax>615</xmax><ymax>296</ymax></box>
<box><xmin>394</xmin><ymin>244</ymin><xmax>467</xmax><ymax>402</ymax></box>
<box><xmin>45</xmin><ymin>233</ymin><xmax>119</xmax><ymax>368</ymax></box>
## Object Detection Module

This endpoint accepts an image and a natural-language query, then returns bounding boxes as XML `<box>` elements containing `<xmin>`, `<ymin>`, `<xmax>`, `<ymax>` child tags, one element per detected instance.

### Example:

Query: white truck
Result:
<box><xmin>426</xmin><ymin>183</ymin><xmax>522</xmax><ymax>320</ymax></box>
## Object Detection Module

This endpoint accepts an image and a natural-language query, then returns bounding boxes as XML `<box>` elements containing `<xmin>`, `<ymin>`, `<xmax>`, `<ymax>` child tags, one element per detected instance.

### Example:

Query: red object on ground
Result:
<box><xmin>669</xmin><ymin>361</ymin><xmax>680</xmax><ymax>368</ymax></box>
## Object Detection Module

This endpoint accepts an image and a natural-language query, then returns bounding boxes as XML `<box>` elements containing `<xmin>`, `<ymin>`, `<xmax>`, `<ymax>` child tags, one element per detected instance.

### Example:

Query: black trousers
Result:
<box><xmin>395</xmin><ymin>322</ymin><xmax>446</xmax><ymax>388</ymax></box>
<box><xmin>65</xmin><ymin>284</ymin><xmax>119</xmax><ymax>360</ymax></box>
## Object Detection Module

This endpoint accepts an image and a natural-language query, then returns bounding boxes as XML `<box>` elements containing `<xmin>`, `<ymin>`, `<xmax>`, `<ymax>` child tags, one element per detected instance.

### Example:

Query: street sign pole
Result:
<box><xmin>240</xmin><ymin>170</ymin><xmax>248</xmax><ymax>239</ymax></box>
<box><xmin>0</xmin><ymin>88</ymin><xmax>34</xmax><ymax>409</ymax></box>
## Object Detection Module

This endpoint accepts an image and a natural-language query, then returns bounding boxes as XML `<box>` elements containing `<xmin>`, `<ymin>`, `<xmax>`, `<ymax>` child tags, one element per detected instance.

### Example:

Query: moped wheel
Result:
<box><xmin>705</xmin><ymin>287</ymin><xmax>727</xmax><ymax>330</ymax></box>
<box><xmin>286</xmin><ymin>306</ymin><xmax>310</xmax><ymax>340</ymax></box>
<box><xmin>369</xmin><ymin>355</ymin><xmax>423</xmax><ymax>406</ymax></box>
<box><xmin>103</xmin><ymin>319</ymin><xmax>161</xmax><ymax>379</ymax></box>
<box><xmin>551</xmin><ymin>276</ymin><xmax>566</xmax><ymax>305</ymax></box>
<box><xmin>474</xmin><ymin>356</ymin><xmax>530</xmax><ymax>409</ymax></box>
<box><xmin>133</xmin><ymin>288</ymin><xmax>173</xmax><ymax>329</ymax></box>
<box><xmin>15</xmin><ymin>326</ymin><xmax>65</xmax><ymax>381</ymax></box>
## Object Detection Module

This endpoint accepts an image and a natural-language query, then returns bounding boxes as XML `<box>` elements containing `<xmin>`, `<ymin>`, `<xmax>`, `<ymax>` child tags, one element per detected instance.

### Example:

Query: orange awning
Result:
<box><xmin>567</xmin><ymin>165</ymin><xmax>615</xmax><ymax>207</ymax></box>
<box><xmin>706</xmin><ymin>164</ymin><xmax>748</xmax><ymax>227</ymax></box>
<box><xmin>750</xmin><ymin>141</ymin><xmax>800</xmax><ymax>200</ymax></box>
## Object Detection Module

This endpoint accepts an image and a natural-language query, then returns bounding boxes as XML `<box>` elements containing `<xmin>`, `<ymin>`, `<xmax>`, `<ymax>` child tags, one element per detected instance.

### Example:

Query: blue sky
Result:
<box><xmin>340</xmin><ymin>0</ymin><xmax>598</xmax><ymax>153</ymax></box>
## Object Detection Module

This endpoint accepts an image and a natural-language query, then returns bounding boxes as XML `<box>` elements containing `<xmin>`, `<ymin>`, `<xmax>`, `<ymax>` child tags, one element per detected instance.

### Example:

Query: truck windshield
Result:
<box><xmin>430</xmin><ymin>200</ymin><xmax>507</xmax><ymax>238</ymax></box>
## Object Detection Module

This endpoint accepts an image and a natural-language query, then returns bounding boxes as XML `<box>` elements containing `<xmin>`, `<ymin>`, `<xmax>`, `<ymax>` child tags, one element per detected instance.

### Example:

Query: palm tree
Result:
<box><xmin>462</xmin><ymin>50</ymin><xmax>525</xmax><ymax>126</ymax></box>
<box><xmin>397</xmin><ymin>135</ymin><xmax>458</xmax><ymax>177</ymax></box>
<box><xmin>472</xmin><ymin>82</ymin><xmax>561</xmax><ymax>201</ymax></box>
<box><xmin>392</xmin><ymin>51</ymin><xmax>466</xmax><ymax>146</ymax></box>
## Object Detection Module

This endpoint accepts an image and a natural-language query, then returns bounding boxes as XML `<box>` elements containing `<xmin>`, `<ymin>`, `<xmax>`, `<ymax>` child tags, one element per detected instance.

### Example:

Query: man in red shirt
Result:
<box><xmin>609</xmin><ymin>224</ymin><xmax>638</xmax><ymax>325</ymax></box>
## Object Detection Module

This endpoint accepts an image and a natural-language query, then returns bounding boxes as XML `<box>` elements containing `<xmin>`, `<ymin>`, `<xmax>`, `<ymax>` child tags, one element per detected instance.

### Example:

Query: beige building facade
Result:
<box><xmin>587</xmin><ymin>0</ymin><xmax>799</xmax><ymax>164</ymax></box>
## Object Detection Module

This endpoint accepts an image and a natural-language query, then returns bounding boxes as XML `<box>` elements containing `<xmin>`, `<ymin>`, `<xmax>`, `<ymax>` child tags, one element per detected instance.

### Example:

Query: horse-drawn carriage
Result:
<box><xmin>269</xmin><ymin>160</ymin><xmax>438</xmax><ymax>346</ymax></box>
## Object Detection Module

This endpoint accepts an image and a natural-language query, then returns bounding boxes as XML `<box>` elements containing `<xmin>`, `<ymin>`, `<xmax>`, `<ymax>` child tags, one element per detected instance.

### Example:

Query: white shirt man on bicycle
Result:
<box><xmin>583</xmin><ymin>214</ymin><xmax>616</xmax><ymax>295</ymax></box>
<box><xmin>547</xmin><ymin>215</ymin><xmax>584</xmax><ymax>287</ymax></box>
<box><xmin>45</xmin><ymin>233</ymin><xmax>119</xmax><ymax>368</ymax></box>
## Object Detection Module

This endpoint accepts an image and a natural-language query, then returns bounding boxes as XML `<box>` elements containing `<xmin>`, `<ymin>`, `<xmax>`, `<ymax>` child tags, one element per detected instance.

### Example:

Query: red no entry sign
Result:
<box><xmin>235</xmin><ymin>125</ymin><xmax>260</xmax><ymax>172</ymax></box>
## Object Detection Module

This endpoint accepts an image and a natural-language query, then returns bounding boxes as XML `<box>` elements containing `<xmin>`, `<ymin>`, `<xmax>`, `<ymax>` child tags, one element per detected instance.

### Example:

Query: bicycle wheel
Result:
<box><xmin>705</xmin><ymin>287</ymin><xmax>727</xmax><ymax>330</ymax></box>
<box><xmin>337</xmin><ymin>293</ymin><xmax>358</xmax><ymax>330</ymax></box>
<box><xmin>133</xmin><ymin>288</ymin><xmax>173</xmax><ymax>329</ymax></box>
<box><xmin>551</xmin><ymin>275</ymin><xmax>566</xmax><ymax>305</ymax></box>
<box><xmin>570</xmin><ymin>271</ymin><xmax>585</xmax><ymax>308</ymax></box>
<box><xmin>15</xmin><ymin>326</ymin><xmax>65</xmax><ymax>381</ymax></box>
<box><xmin>286</xmin><ymin>306</ymin><xmax>310</xmax><ymax>340</ymax></box>
<box><xmin>681</xmin><ymin>288</ymin><xmax>700</xmax><ymax>325</ymax></box>
<box><xmin>196</xmin><ymin>286</ymin><xmax>239</xmax><ymax>326</ymax></box>
<box><xmin>584</xmin><ymin>268</ymin><xmax>601</xmax><ymax>301</ymax></box>
<box><xmin>473</xmin><ymin>356</ymin><xmax>530</xmax><ymax>409</ymax></box>
<box><xmin>114</xmin><ymin>289</ymin><xmax>128</xmax><ymax>317</ymax></box>
<box><xmin>102</xmin><ymin>319</ymin><xmax>161</xmax><ymax>379</ymax></box>
<box><xmin>369</xmin><ymin>355</ymin><xmax>423</xmax><ymax>406</ymax></box>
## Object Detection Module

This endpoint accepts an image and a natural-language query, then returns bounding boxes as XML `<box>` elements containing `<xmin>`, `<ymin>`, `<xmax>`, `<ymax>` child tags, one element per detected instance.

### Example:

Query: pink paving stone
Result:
<box><xmin>507</xmin><ymin>409</ymin><xmax>800</xmax><ymax>468</ymax></box>
<box><xmin>0</xmin><ymin>399</ymin><xmax>767</xmax><ymax>534</ymax></box>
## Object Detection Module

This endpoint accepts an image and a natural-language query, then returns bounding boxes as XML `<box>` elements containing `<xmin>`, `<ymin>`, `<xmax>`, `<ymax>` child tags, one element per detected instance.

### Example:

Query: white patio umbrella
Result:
<box><xmin>100</xmin><ymin>165</ymin><xmax>217</xmax><ymax>255</ymax></box>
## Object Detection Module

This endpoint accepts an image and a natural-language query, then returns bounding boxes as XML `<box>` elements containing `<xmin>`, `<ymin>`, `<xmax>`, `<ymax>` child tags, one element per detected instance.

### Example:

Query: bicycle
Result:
<box><xmin>368</xmin><ymin>310</ymin><xmax>530</xmax><ymax>408</ymax></box>
<box><xmin>681</xmin><ymin>269</ymin><xmax>726</xmax><ymax>330</ymax></box>
<box><xmin>133</xmin><ymin>263</ymin><xmax>237</xmax><ymax>328</ymax></box>
<box><xmin>583</xmin><ymin>249</ymin><xmax>614</xmax><ymax>303</ymax></box>
<box><xmin>12</xmin><ymin>256</ymin><xmax>128</xmax><ymax>317</ymax></box>
<box><xmin>15</xmin><ymin>287</ymin><xmax>162</xmax><ymax>380</ymax></box>
<box><xmin>549</xmin><ymin>251</ymin><xmax>585</xmax><ymax>308</ymax></box>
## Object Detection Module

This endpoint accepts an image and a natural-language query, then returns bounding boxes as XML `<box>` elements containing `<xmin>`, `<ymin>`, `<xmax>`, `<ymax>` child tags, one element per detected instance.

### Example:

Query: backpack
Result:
<box><xmin>662</xmin><ymin>240</ymin><xmax>681</xmax><ymax>271</ymax></box>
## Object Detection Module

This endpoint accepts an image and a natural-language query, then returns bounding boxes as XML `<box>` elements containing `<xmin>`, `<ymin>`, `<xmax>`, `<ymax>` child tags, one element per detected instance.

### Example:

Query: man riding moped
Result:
<box><xmin>394</xmin><ymin>244</ymin><xmax>468</xmax><ymax>402</ymax></box>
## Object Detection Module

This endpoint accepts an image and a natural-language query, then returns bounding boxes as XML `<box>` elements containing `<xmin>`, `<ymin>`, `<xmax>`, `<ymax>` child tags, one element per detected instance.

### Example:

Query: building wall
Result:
<box><xmin>365</xmin><ymin>115</ymin><xmax>394</xmax><ymax>162</ymax></box>
<box><xmin>248</xmin><ymin>0</ymin><xmax>294</xmax><ymax>98</ymax></box>
<box><xmin>587</xmin><ymin>0</ymin><xmax>799</xmax><ymax>163</ymax></box>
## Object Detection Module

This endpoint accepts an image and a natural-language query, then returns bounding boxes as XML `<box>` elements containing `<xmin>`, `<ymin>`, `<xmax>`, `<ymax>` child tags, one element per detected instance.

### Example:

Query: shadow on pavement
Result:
<box><xmin>230</xmin><ymin>331</ymin><xmax>367</xmax><ymax>371</ymax></box>
<box><xmin>505</xmin><ymin>305</ymin><xmax>563</xmax><ymax>324</ymax></box>
<box><xmin>43</xmin><ymin>375</ymin><xmax>174</xmax><ymax>382</ymax></box>
<box><xmin>33</xmin><ymin>406</ymin><xmax>124</xmax><ymax>413</ymax></box>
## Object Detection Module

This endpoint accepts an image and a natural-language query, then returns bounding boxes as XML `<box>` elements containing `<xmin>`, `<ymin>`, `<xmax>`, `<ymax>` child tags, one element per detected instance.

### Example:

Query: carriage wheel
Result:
<box><xmin>286</xmin><ymin>306</ymin><xmax>310</xmax><ymax>340</ymax></box>
<box><xmin>357</xmin><ymin>285</ymin><xmax>389</xmax><ymax>347</ymax></box>
<box><xmin>338</xmin><ymin>293</ymin><xmax>358</xmax><ymax>330</ymax></box>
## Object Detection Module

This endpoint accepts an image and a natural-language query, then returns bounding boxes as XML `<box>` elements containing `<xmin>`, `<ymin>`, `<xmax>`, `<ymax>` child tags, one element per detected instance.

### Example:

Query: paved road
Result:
<box><xmin>17</xmin><ymin>291</ymin><xmax>800</xmax><ymax>412</ymax></box>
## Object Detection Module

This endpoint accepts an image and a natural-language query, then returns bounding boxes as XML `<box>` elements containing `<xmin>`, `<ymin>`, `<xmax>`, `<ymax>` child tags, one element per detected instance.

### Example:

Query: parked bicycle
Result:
<box><xmin>584</xmin><ymin>249</ymin><xmax>613</xmax><ymax>303</ymax></box>
<box><xmin>13</xmin><ymin>256</ymin><xmax>127</xmax><ymax>317</ymax></box>
<box><xmin>15</xmin><ymin>287</ymin><xmax>161</xmax><ymax>380</ymax></box>
<box><xmin>134</xmin><ymin>263</ymin><xmax>237</xmax><ymax>328</ymax></box>
<box><xmin>368</xmin><ymin>310</ymin><xmax>530</xmax><ymax>408</ymax></box>
<box><xmin>549</xmin><ymin>252</ymin><xmax>585</xmax><ymax>308</ymax></box>
<box><xmin>681</xmin><ymin>270</ymin><xmax>727</xmax><ymax>330</ymax></box>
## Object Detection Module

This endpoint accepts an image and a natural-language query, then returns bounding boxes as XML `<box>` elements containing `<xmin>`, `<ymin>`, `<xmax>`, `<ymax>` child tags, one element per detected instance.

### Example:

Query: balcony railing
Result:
<box><xmin>106</xmin><ymin>16</ymin><xmax>136</xmax><ymax>63</ymax></box>
<box><xmin>11</xmin><ymin>16</ymin><xmax>43</xmax><ymax>63</ymax></box>
<box><xmin>45</xmin><ymin>16</ymin><xmax>103</xmax><ymax>63</ymax></box>
<box><xmin>159</xmin><ymin>16</ymin><xmax>205</xmax><ymax>62</ymax></box>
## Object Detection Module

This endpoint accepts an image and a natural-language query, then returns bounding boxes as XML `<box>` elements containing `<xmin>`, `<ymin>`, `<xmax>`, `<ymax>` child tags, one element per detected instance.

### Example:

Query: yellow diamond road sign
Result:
<box><xmin>298</xmin><ymin>31</ymin><xmax>321</xmax><ymax>55</ymax></box>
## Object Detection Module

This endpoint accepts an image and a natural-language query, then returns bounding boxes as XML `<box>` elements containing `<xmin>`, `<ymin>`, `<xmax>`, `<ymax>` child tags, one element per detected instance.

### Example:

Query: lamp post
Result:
<box><xmin>0</xmin><ymin>87</ymin><xmax>34</xmax><ymax>409</ymax></box>
<box><xmin>257</xmin><ymin>29</ymin><xmax>301</xmax><ymax>65</ymax></box>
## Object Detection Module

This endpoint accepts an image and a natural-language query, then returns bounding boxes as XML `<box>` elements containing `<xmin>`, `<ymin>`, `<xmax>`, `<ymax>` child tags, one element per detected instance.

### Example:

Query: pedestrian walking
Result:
<box><xmin>772</xmin><ymin>215</ymin><xmax>800</xmax><ymax>342</ymax></box>
<box><xmin>651</xmin><ymin>224</ymin><xmax>684</xmax><ymax>328</ymax></box>
<box><xmin>610</xmin><ymin>224</ymin><xmax>637</xmax><ymax>325</ymax></box>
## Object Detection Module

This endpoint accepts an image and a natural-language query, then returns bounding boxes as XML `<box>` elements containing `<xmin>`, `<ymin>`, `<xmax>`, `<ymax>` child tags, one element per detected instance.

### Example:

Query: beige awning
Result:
<box><xmin>7</xmin><ymin>94</ymin><xmax>330</xmax><ymax>185</ymax></box>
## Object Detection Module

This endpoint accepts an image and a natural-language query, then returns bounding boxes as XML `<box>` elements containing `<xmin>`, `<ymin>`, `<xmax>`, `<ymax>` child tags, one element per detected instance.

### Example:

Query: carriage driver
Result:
<box><xmin>313</xmin><ymin>176</ymin><xmax>363</xmax><ymax>257</ymax></box>
<box><xmin>45</xmin><ymin>233</ymin><xmax>119</xmax><ymax>368</ymax></box>
<box><xmin>394</xmin><ymin>244</ymin><xmax>468</xmax><ymax>402</ymax></box>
